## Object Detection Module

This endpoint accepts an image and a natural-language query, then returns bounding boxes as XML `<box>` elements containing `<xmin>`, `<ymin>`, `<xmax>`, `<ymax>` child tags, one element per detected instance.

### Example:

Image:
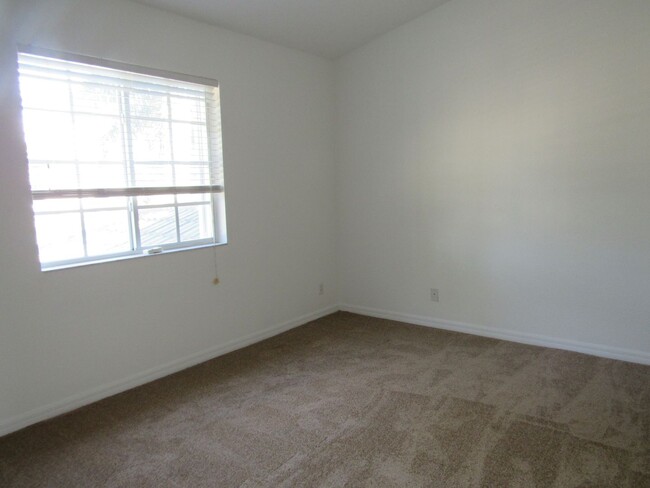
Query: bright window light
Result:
<box><xmin>17</xmin><ymin>49</ymin><xmax>227</xmax><ymax>270</ymax></box>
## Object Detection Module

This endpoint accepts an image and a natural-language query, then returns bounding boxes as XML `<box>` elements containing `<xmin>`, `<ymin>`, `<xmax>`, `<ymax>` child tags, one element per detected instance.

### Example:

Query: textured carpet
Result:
<box><xmin>0</xmin><ymin>312</ymin><xmax>648</xmax><ymax>487</ymax></box>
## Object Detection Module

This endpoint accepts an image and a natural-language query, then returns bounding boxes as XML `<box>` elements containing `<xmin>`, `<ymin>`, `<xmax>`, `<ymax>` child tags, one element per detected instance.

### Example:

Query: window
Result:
<box><xmin>17</xmin><ymin>48</ymin><xmax>226</xmax><ymax>270</ymax></box>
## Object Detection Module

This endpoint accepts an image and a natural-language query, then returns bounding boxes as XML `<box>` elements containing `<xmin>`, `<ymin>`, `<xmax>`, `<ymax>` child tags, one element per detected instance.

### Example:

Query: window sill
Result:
<box><xmin>41</xmin><ymin>241</ymin><xmax>227</xmax><ymax>272</ymax></box>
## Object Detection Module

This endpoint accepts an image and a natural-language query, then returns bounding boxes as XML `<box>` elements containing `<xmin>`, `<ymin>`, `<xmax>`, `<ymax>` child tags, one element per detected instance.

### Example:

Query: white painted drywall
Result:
<box><xmin>133</xmin><ymin>0</ymin><xmax>453</xmax><ymax>59</ymax></box>
<box><xmin>336</xmin><ymin>0</ymin><xmax>650</xmax><ymax>354</ymax></box>
<box><xmin>0</xmin><ymin>0</ymin><xmax>337</xmax><ymax>432</ymax></box>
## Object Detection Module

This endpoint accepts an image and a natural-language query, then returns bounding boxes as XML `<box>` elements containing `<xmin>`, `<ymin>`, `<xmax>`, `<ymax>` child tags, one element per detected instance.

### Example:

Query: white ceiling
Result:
<box><xmin>133</xmin><ymin>0</ymin><xmax>452</xmax><ymax>59</ymax></box>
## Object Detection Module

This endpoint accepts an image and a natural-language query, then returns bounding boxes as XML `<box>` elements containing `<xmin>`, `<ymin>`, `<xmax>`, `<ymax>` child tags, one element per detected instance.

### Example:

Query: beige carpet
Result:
<box><xmin>0</xmin><ymin>312</ymin><xmax>648</xmax><ymax>487</ymax></box>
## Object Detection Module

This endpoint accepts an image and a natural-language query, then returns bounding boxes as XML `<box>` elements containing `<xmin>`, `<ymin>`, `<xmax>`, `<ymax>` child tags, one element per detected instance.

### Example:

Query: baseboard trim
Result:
<box><xmin>0</xmin><ymin>304</ymin><xmax>339</xmax><ymax>438</ymax></box>
<box><xmin>340</xmin><ymin>304</ymin><xmax>650</xmax><ymax>366</ymax></box>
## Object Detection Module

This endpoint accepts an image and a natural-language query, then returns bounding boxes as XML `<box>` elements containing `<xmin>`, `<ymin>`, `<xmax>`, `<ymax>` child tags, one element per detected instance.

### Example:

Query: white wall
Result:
<box><xmin>0</xmin><ymin>0</ymin><xmax>337</xmax><ymax>434</ymax></box>
<box><xmin>337</xmin><ymin>0</ymin><xmax>650</xmax><ymax>358</ymax></box>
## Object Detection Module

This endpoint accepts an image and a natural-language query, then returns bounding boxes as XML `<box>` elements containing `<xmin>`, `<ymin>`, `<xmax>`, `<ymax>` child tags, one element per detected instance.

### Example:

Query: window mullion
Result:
<box><xmin>167</xmin><ymin>94</ymin><xmax>181</xmax><ymax>243</ymax></box>
<box><xmin>121</xmin><ymin>90</ymin><xmax>141</xmax><ymax>252</ymax></box>
<box><xmin>67</xmin><ymin>80</ymin><xmax>89</xmax><ymax>258</ymax></box>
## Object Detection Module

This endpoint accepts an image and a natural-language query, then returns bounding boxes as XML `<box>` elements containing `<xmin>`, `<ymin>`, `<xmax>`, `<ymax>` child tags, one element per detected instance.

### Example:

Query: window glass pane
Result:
<box><xmin>129</xmin><ymin>91</ymin><xmax>168</xmax><ymax>119</ymax></box>
<box><xmin>70</xmin><ymin>83</ymin><xmax>119</xmax><ymax>115</ymax></box>
<box><xmin>78</xmin><ymin>163</ymin><xmax>127</xmax><ymax>189</ymax></box>
<box><xmin>170</xmin><ymin>96</ymin><xmax>205</xmax><ymax>123</ymax></box>
<box><xmin>28</xmin><ymin>163</ymin><xmax>53</xmax><ymax>191</ymax></box>
<box><xmin>75</xmin><ymin>115</ymin><xmax>123</xmax><ymax>162</ymax></box>
<box><xmin>177</xmin><ymin>192</ymin><xmax>210</xmax><ymax>204</ymax></box>
<box><xmin>179</xmin><ymin>204</ymin><xmax>213</xmax><ymax>242</ymax></box>
<box><xmin>85</xmin><ymin>210</ymin><xmax>131</xmax><ymax>256</ymax></box>
<box><xmin>133</xmin><ymin>163</ymin><xmax>174</xmax><ymax>187</ymax></box>
<box><xmin>34</xmin><ymin>213</ymin><xmax>84</xmax><ymax>263</ymax></box>
<box><xmin>82</xmin><ymin>196</ymin><xmax>128</xmax><ymax>210</ymax></box>
<box><xmin>136</xmin><ymin>194</ymin><xmax>175</xmax><ymax>206</ymax></box>
<box><xmin>33</xmin><ymin>198</ymin><xmax>80</xmax><ymax>213</ymax></box>
<box><xmin>138</xmin><ymin>207</ymin><xmax>178</xmax><ymax>246</ymax></box>
<box><xmin>172</xmin><ymin>123</ymin><xmax>208</xmax><ymax>161</ymax></box>
<box><xmin>19</xmin><ymin>76</ymin><xmax>70</xmax><ymax>111</ymax></box>
<box><xmin>174</xmin><ymin>163</ymin><xmax>209</xmax><ymax>186</ymax></box>
<box><xmin>130</xmin><ymin>119</ymin><xmax>171</xmax><ymax>161</ymax></box>
<box><xmin>29</xmin><ymin>163</ymin><xmax>78</xmax><ymax>191</ymax></box>
<box><xmin>22</xmin><ymin>110</ymin><xmax>76</xmax><ymax>161</ymax></box>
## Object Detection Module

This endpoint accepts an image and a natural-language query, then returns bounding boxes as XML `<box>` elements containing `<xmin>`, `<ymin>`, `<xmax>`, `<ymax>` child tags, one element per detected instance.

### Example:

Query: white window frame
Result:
<box><xmin>17</xmin><ymin>46</ymin><xmax>227</xmax><ymax>271</ymax></box>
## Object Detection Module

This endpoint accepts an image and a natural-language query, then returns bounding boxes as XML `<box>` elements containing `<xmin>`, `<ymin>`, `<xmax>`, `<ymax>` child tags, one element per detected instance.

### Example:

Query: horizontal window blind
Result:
<box><xmin>18</xmin><ymin>52</ymin><xmax>224</xmax><ymax>199</ymax></box>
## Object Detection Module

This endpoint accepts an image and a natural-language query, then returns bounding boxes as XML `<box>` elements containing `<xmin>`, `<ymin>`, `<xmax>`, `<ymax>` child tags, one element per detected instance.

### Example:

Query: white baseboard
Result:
<box><xmin>0</xmin><ymin>304</ymin><xmax>339</xmax><ymax>438</ymax></box>
<box><xmin>340</xmin><ymin>304</ymin><xmax>650</xmax><ymax>366</ymax></box>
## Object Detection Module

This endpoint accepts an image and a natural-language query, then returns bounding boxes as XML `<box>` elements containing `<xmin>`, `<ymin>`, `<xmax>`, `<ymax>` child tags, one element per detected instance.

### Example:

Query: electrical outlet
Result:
<box><xmin>319</xmin><ymin>283</ymin><xmax>325</xmax><ymax>295</ymax></box>
<box><xmin>430</xmin><ymin>288</ymin><xmax>439</xmax><ymax>302</ymax></box>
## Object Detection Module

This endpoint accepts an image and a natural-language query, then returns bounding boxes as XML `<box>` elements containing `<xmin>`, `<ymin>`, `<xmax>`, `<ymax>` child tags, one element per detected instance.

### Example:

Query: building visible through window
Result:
<box><xmin>17</xmin><ymin>49</ymin><xmax>226</xmax><ymax>270</ymax></box>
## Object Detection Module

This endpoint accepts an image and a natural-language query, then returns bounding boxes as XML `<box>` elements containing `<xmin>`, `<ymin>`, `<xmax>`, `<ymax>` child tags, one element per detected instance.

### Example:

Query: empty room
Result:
<box><xmin>0</xmin><ymin>0</ymin><xmax>648</xmax><ymax>486</ymax></box>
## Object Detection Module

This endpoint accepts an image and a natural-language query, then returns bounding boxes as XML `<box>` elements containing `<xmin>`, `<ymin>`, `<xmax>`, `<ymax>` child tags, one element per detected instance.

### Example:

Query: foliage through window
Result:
<box><xmin>17</xmin><ymin>50</ymin><xmax>226</xmax><ymax>270</ymax></box>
